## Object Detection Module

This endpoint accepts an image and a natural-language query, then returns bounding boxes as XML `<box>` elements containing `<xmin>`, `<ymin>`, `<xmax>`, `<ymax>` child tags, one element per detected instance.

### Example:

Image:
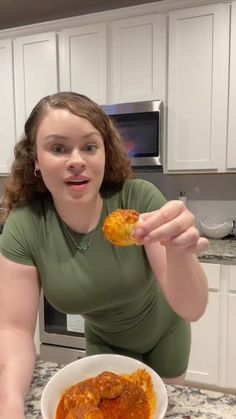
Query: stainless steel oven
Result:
<box><xmin>102</xmin><ymin>100</ymin><xmax>163</xmax><ymax>169</ymax></box>
<box><xmin>39</xmin><ymin>293</ymin><xmax>86</xmax><ymax>364</ymax></box>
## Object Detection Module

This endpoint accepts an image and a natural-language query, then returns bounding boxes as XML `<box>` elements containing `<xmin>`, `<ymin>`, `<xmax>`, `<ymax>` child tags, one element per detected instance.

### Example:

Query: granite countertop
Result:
<box><xmin>26</xmin><ymin>360</ymin><xmax>236</xmax><ymax>419</ymax></box>
<box><xmin>198</xmin><ymin>237</ymin><xmax>236</xmax><ymax>264</ymax></box>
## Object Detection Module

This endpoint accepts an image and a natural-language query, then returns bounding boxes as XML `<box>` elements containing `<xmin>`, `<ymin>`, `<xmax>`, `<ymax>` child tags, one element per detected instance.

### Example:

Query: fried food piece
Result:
<box><xmin>63</xmin><ymin>379</ymin><xmax>100</xmax><ymax>410</ymax></box>
<box><xmin>102</xmin><ymin>209</ymin><xmax>140</xmax><ymax>246</ymax></box>
<box><xmin>94</xmin><ymin>371</ymin><xmax>124</xmax><ymax>399</ymax></box>
<box><xmin>64</xmin><ymin>404</ymin><xmax>104</xmax><ymax>419</ymax></box>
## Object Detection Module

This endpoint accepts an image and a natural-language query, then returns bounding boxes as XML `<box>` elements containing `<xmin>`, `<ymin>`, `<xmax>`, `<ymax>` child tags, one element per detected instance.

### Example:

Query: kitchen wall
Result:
<box><xmin>136</xmin><ymin>171</ymin><xmax>236</xmax><ymax>223</ymax></box>
<box><xmin>1</xmin><ymin>172</ymin><xmax>236</xmax><ymax>223</ymax></box>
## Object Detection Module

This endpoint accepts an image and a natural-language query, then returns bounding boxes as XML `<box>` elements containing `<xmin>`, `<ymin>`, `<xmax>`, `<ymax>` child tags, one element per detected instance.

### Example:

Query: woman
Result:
<box><xmin>0</xmin><ymin>92</ymin><xmax>208</xmax><ymax>419</ymax></box>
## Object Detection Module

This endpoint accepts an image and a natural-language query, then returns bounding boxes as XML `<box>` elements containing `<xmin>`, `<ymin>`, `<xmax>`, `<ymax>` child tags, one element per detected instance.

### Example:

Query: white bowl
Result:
<box><xmin>41</xmin><ymin>354</ymin><xmax>168</xmax><ymax>419</ymax></box>
<box><xmin>199</xmin><ymin>217</ymin><xmax>234</xmax><ymax>239</ymax></box>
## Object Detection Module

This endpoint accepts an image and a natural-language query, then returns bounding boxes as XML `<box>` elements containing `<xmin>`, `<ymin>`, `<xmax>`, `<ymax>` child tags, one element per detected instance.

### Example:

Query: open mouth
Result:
<box><xmin>66</xmin><ymin>180</ymin><xmax>89</xmax><ymax>186</ymax></box>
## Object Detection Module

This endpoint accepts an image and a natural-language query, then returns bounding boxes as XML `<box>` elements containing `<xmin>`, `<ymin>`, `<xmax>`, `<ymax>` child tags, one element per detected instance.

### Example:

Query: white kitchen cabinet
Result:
<box><xmin>110</xmin><ymin>14</ymin><xmax>166</xmax><ymax>104</ymax></box>
<box><xmin>0</xmin><ymin>39</ymin><xmax>16</xmax><ymax>174</ymax></box>
<box><xmin>186</xmin><ymin>262</ymin><xmax>236</xmax><ymax>390</ymax></box>
<box><xmin>186</xmin><ymin>263</ymin><xmax>221</xmax><ymax>385</ymax></box>
<box><xmin>34</xmin><ymin>314</ymin><xmax>40</xmax><ymax>355</ymax></box>
<box><xmin>226</xmin><ymin>266</ymin><xmax>236</xmax><ymax>388</ymax></box>
<box><xmin>13</xmin><ymin>32</ymin><xmax>58</xmax><ymax>139</ymax></box>
<box><xmin>167</xmin><ymin>3</ymin><xmax>230</xmax><ymax>172</ymax></box>
<box><xmin>59</xmin><ymin>23</ymin><xmax>107</xmax><ymax>105</ymax></box>
<box><xmin>226</xmin><ymin>2</ymin><xmax>236</xmax><ymax>170</ymax></box>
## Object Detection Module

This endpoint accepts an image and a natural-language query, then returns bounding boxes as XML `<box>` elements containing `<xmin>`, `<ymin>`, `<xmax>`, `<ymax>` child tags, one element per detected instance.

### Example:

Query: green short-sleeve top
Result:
<box><xmin>0</xmin><ymin>179</ymin><xmax>177</xmax><ymax>351</ymax></box>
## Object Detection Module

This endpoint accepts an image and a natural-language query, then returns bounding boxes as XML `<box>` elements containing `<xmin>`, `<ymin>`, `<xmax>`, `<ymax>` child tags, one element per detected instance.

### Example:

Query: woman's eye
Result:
<box><xmin>84</xmin><ymin>144</ymin><xmax>98</xmax><ymax>153</ymax></box>
<box><xmin>51</xmin><ymin>144</ymin><xmax>66</xmax><ymax>154</ymax></box>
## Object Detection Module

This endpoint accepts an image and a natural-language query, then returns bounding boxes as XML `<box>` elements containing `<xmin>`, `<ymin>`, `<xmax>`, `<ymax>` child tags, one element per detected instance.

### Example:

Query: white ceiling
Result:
<box><xmin>0</xmin><ymin>0</ymin><xmax>164</xmax><ymax>30</ymax></box>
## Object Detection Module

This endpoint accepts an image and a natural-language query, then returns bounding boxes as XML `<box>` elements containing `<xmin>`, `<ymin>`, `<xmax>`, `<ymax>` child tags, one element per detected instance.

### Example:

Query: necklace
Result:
<box><xmin>62</xmin><ymin>222</ymin><xmax>97</xmax><ymax>253</ymax></box>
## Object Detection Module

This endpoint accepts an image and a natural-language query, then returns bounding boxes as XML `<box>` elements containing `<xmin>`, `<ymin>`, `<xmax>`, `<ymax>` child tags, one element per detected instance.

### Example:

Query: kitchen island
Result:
<box><xmin>26</xmin><ymin>360</ymin><xmax>236</xmax><ymax>419</ymax></box>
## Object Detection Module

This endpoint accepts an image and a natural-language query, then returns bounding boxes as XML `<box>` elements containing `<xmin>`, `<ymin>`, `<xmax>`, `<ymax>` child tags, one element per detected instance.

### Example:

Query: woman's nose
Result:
<box><xmin>66</xmin><ymin>150</ymin><xmax>86</xmax><ymax>169</ymax></box>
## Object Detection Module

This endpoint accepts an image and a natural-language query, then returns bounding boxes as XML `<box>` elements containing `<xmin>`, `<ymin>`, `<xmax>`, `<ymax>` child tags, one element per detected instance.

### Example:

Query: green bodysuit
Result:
<box><xmin>0</xmin><ymin>179</ymin><xmax>190</xmax><ymax>378</ymax></box>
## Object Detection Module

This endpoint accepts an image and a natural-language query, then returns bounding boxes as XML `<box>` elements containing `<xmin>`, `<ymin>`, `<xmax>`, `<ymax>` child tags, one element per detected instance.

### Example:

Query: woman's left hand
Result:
<box><xmin>134</xmin><ymin>200</ymin><xmax>209</xmax><ymax>254</ymax></box>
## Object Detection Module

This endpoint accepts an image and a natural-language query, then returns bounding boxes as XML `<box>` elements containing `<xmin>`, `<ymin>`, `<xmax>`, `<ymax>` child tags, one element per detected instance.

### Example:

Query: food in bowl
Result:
<box><xmin>56</xmin><ymin>369</ymin><xmax>156</xmax><ymax>419</ymax></box>
<box><xmin>63</xmin><ymin>404</ymin><xmax>103</xmax><ymax>418</ymax></box>
<box><xmin>41</xmin><ymin>354</ymin><xmax>168</xmax><ymax>419</ymax></box>
<box><xmin>102</xmin><ymin>209</ymin><xmax>141</xmax><ymax>246</ymax></box>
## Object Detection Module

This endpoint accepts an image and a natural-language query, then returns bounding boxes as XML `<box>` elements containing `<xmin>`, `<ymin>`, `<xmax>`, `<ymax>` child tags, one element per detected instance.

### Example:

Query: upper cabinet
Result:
<box><xmin>226</xmin><ymin>2</ymin><xmax>236</xmax><ymax>170</ymax></box>
<box><xmin>110</xmin><ymin>14</ymin><xmax>166</xmax><ymax>104</ymax></box>
<box><xmin>1</xmin><ymin>1</ymin><xmax>236</xmax><ymax>174</ymax></box>
<box><xmin>167</xmin><ymin>3</ymin><xmax>230</xmax><ymax>172</ymax></box>
<box><xmin>59</xmin><ymin>23</ymin><xmax>107</xmax><ymax>105</ymax></box>
<box><xmin>0</xmin><ymin>39</ymin><xmax>16</xmax><ymax>173</ymax></box>
<box><xmin>13</xmin><ymin>32</ymin><xmax>58</xmax><ymax>139</ymax></box>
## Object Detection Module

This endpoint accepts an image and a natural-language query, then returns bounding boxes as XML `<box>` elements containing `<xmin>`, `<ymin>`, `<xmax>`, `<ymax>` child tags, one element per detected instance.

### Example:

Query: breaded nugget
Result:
<box><xmin>63</xmin><ymin>379</ymin><xmax>100</xmax><ymax>410</ymax></box>
<box><xmin>94</xmin><ymin>371</ymin><xmax>124</xmax><ymax>399</ymax></box>
<box><xmin>102</xmin><ymin>209</ymin><xmax>140</xmax><ymax>246</ymax></box>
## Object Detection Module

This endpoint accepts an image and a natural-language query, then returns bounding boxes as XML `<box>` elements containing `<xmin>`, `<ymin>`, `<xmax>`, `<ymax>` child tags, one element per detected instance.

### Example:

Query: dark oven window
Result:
<box><xmin>44</xmin><ymin>297</ymin><xmax>84</xmax><ymax>337</ymax></box>
<box><xmin>111</xmin><ymin>112</ymin><xmax>159</xmax><ymax>158</ymax></box>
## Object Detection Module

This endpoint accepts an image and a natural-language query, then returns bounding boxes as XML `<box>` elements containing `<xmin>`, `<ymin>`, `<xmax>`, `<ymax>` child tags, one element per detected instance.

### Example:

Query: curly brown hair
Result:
<box><xmin>1</xmin><ymin>92</ymin><xmax>134</xmax><ymax>222</ymax></box>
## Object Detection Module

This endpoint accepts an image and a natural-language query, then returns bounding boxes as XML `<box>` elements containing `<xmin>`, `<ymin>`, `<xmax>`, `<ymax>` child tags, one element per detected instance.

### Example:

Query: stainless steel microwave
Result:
<box><xmin>102</xmin><ymin>100</ymin><xmax>163</xmax><ymax>169</ymax></box>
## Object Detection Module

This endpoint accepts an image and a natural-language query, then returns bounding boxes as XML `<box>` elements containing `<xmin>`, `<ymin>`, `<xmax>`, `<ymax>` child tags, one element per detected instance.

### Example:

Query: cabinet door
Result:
<box><xmin>167</xmin><ymin>4</ymin><xmax>230</xmax><ymax>172</ymax></box>
<box><xmin>110</xmin><ymin>14</ymin><xmax>166</xmax><ymax>104</ymax></box>
<box><xmin>227</xmin><ymin>2</ymin><xmax>236</xmax><ymax>169</ymax></box>
<box><xmin>59</xmin><ymin>24</ymin><xmax>107</xmax><ymax>105</ymax></box>
<box><xmin>34</xmin><ymin>313</ymin><xmax>40</xmax><ymax>355</ymax></box>
<box><xmin>227</xmin><ymin>266</ymin><xmax>236</xmax><ymax>388</ymax></box>
<box><xmin>14</xmin><ymin>32</ymin><xmax>58</xmax><ymax>139</ymax></box>
<box><xmin>0</xmin><ymin>39</ymin><xmax>16</xmax><ymax>173</ymax></box>
<box><xmin>186</xmin><ymin>263</ymin><xmax>221</xmax><ymax>385</ymax></box>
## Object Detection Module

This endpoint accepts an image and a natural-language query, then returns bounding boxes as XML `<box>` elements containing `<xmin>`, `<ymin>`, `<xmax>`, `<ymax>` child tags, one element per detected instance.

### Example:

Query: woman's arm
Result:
<box><xmin>134</xmin><ymin>200</ymin><xmax>209</xmax><ymax>321</ymax></box>
<box><xmin>0</xmin><ymin>254</ymin><xmax>40</xmax><ymax>419</ymax></box>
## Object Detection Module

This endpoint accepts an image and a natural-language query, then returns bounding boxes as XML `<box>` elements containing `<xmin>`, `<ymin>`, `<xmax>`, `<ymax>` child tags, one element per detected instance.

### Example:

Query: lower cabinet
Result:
<box><xmin>227</xmin><ymin>266</ymin><xmax>236</xmax><ymax>388</ymax></box>
<box><xmin>186</xmin><ymin>263</ymin><xmax>221</xmax><ymax>385</ymax></box>
<box><xmin>186</xmin><ymin>262</ymin><xmax>236</xmax><ymax>390</ymax></box>
<box><xmin>34</xmin><ymin>314</ymin><xmax>40</xmax><ymax>355</ymax></box>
